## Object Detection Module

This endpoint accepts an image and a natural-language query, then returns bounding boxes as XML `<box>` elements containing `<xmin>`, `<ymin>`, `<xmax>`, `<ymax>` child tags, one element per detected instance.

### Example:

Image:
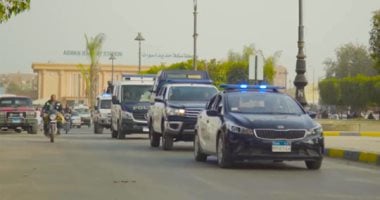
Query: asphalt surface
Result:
<box><xmin>0</xmin><ymin>127</ymin><xmax>379</xmax><ymax>200</ymax></box>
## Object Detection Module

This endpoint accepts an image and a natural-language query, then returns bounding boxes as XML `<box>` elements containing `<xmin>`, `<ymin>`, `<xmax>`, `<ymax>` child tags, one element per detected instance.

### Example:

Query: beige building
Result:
<box><xmin>32</xmin><ymin>63</ymin><xmax>150</xmax><ymax>106</ymax></box>
<box><xmin>273</xmin><ymin>65</ymin><xmax>288</xmax><ymax>88</ymax></box>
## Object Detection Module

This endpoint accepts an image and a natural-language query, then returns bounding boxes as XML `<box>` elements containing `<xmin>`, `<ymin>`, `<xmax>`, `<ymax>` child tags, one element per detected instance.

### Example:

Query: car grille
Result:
<box><xmin>254</xmin><ymin>129</ymin><xmax>306</xmax><ymax>140</ymax></box>
<box><xmin>185</xmin><ymin>108</ymin><xmax>202</xmax><ymax>118</ymax></box>
<box><xmin>7</xmin><ymin>112</ymin><xmax>25</xmax><ymax>118</ymax></box>
<box><xmin>133</xmin><ymin>112</ymin><xmax>147</xmax><ymax>121</ymax></box>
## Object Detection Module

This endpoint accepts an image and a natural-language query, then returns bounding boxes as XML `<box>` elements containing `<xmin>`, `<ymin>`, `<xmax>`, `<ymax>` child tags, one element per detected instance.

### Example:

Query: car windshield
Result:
<box><xmin>168</xmin><ymin>86</ymin><xmax>218</xmax><ymax>101</ymax></box>
<box><xmin>0</xmin><ymin>97</ymin><xmax>32</xmax><ymax>107</ymax></box>
<box><xmin>121</xmin><ymin>85</ymin><xmax>152</xmax><ymax>103</ymax></box>
<box><xmin>100</xmin><ymin>100</ymin><xmax>111</xmax><ymax>109</ymax></box>
<box><xmin>226</xmin><ymin>92</ymin><xmax>304</xmax><ymax>115</ymax></box>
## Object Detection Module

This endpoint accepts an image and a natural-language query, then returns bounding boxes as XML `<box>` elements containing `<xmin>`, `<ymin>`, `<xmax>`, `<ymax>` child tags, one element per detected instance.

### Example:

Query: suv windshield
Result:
<box><xmin>121</xmin><ymin>85</ymin><xmax>152</xmax><ymax>103</ymax></box>
<box><xmin>100</xmin><ymin>100</ymin><xmax>111</xmax><ymax>109</ymax></box>
<box><xmin>0</xmin><ymin>97</ymin><xmax>32</xmax><ymax>107</ymax></box>
<box><xmin>168</xmin><ymin>86</ymin><xmax>218</xmax><ymax>101</ymax></box>
<box><xmin>226</xmin><ymin>92</ymin><xmax>304</xmax><ymax>115</ymax></box>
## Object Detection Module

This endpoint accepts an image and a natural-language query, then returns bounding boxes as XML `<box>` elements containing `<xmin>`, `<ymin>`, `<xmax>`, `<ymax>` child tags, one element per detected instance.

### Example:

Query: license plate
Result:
<box><xmin>142</xmin><ymin>127</ymin><xmax>149</xmax><ymax>132</ymax></box>
<box><xmin>12</xmin><ymin>118</ymin><xmax>21</xmax><ymax>123</ymax></box>
<box><xmin>272</xmin><ymin>140</ymin><xmax>291</xmax><ymax>152</ymax></box>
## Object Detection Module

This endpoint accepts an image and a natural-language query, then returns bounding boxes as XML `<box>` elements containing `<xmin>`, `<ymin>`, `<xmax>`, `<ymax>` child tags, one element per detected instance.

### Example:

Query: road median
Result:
<box><xmin>324</xmin><ymin>148</ymin><xmax>380</xmax><ymax>166</ymax></box>
<box><xmin>324</xmin><ymin>131</ymin><xmax>380</xmax><ymax>137</ymax></box>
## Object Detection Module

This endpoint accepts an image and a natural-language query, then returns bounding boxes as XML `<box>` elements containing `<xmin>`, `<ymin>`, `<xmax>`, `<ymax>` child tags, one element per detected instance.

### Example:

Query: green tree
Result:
<box><xmin>0</xmin><ymin>0</ymin><xmax>30</xmax><ymax>23</ymax></box>
<box><xmin>226</xmin><ymin>62</ymin><xmax>248</xmax><ymax>84</ymax></box>
<box><xmin>324</xmin><ymin>43</ymin><xmax>376</xmax><ymax>78</ymax></box>
<box><xmin>319</xmin><ymin>78</ymin><xmax>340</xmax><ymax>105</ymax></box>
<box><xmin>370</xmin><ymin>9</ymin><xmax>380</xmax><ymax>73</ymax></box>
<box><xmin>84</xmin><ymin>33</ymin><xmax>105</xmax><ymax>107</ymax></box>
<box><xmin>261</xmin><ymin>51</ymin><xmax>281</xmax><ymax>84</ymax></box>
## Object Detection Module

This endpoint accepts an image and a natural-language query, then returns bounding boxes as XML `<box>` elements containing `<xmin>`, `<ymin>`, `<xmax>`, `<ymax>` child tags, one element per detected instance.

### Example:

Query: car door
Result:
<box><xmin>204</xmin><ymin>94</ymin><xmax>223</xmax><ymax>153</ymax></box>
<box><xmin>152</xmin><ymin>86</ymin><xmax>166</xmax><ymax>133</ymax></box>
<box><xmin>198</xmin><ymin>95</ymin><xmax>217</xmax><ymax>152</ymax></box>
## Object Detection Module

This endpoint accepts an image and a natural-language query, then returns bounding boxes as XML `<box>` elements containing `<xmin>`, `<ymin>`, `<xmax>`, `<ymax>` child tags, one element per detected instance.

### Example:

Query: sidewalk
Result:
<box><xmin>324</xmin><ymin>136</ymin><xmax>380</xmax><ymax>166</ymax></box>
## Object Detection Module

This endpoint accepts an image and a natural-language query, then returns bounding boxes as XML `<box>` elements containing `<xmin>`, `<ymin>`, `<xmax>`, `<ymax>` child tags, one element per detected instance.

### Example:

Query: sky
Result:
<box><xmin>1</xmin><ymin>0</ymin><xmax>380</xmax><ymax>84</ymax></box>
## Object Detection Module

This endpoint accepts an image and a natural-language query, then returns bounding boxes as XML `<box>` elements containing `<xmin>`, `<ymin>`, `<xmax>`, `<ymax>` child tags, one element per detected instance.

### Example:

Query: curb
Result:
<box><xmin>324</xmin><ymin>148</ymin><xmax>380</xmax><ymax>166</ymax></box>
<box><xmin>324</xmin><ymin>131</ymin><xmax>380</xmax><ymax>137</ymax></box>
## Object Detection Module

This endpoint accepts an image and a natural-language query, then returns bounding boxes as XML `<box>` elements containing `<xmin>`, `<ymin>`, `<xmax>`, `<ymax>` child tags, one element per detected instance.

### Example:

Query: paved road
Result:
<box><xmin>1</xmin><ymin>128</ymin><xmax>379</xmax><ymax>200</ymax></box>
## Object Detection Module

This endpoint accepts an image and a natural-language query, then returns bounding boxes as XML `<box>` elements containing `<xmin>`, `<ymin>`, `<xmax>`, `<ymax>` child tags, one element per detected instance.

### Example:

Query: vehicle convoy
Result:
<box><xmin>73</xmin><ymin>105</ymin><xmax>91</xmax><ymax>127</ymax></box>
<box><xmin>194</xmin><ymin>84</ymin><xmax>324</xmax><ymax>169</ymax></box>
<box><xmin>111</xmin><ymin>75</ymin><xmax>155</xmax><ymax>139</ymax></box>
<box><xmin>93</xmin><ymin>94</ymin><xmax>112</xmax><ymax>134</ymax></box>
<box><xmin>0</xmin><ymin>96</ymin><xmax>38</xmax><ymax>134</ymax></box>
<box><xmin>148</xmin><ymin>70</ymin><xmax>218</xmax><ymax>150</ymax></box>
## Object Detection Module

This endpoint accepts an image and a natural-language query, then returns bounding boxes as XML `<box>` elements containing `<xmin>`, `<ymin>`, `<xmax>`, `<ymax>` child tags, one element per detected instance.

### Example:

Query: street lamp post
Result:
<box><xmin>109</xmin><ymin>53</ymin><xmax>116</xmax><ymax>84</ymax></box>
<box><xmin>135</xmin><ymin>32</ymin><xmax>145</xmax><ymax>74</ymax></box>
<box><xmin>294</xmin><ymin>0</ymin><xmax>308</xmax><ymax>106</ymax></box>
<box><xmin>193</xmin><ymin>0</ymin><xmax>198</xmax><ymax>70</ymax></box>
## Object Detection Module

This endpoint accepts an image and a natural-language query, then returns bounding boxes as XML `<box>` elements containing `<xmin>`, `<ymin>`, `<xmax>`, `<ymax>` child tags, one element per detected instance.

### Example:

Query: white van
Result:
<box><xmin>93</xmin><ymin>94</ymin><xmax>112</xmax><ymax>134</ymax></box>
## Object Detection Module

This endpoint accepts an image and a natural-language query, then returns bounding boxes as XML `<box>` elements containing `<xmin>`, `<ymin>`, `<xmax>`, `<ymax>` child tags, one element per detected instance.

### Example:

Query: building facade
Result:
<box><xmin>273</xmin><ymin>65</ymin><xmax>288</xmax><ymax>88</ymax></box>
<box><xmin>32</xmin><ymin>63</ymin><xmax>150</xmax><ymax>106</ymax></box>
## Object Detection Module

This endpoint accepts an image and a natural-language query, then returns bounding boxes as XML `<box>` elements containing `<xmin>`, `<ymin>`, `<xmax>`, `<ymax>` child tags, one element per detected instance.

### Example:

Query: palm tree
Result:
<box><xmin>84</xmin><ymin>33</ymin><xmax>105</xmax><ymax>107</ymax></box>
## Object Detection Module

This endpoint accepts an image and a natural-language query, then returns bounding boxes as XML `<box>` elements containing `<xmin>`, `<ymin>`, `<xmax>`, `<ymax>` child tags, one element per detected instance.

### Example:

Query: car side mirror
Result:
<box><xmin>206</xmin><ymin>110</ymin><xmax>219</xmax><ymax>117</ymax></box>
<box><xmin>112</xmin><ymin>96</ymin><xmax>120</xmax><ymax>105</ymax></box>
<box><xmin>308</xmin><ymin>111</ymin><xmax>317</xmax><ymax>119</ymax></box>
<box><xmin>154</xmin><ymin>96</ymin><xmax>164</xmax><ymax>103</ymax></box>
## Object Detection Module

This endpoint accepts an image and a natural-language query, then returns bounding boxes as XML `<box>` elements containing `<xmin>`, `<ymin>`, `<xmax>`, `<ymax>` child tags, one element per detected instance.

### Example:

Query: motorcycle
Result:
<box><xmin>43</xmin><ymin>109</ymin><xmax>64</xmax><ymax>143</ymax></box>
<box><xmin>64</xmin><ymin>113</ymin><xmax>71</xmax><ymax>134</ymax></box>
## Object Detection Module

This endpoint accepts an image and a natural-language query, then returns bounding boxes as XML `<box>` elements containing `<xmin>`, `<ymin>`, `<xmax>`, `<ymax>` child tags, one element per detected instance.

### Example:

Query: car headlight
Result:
<box><xmin>49</xmin><ymin>114</ymin><xmax>57</xmax><ymax>120</ymax></box>
<box><xmin>306</xmin><ymin>126</ymin><xmax>323</xmax><ymax>136</ymax></box>
<box><xmin>101</xmin><ymin>113</ymin><xmax>109</xmax><ymax>118</ymax></box>
<box><xmin>122</xmin><ymin>111</ymin><xmax>133</xmax><ymax>120</ymax></box>
<box><xmin>26</xmin><ymin>111</ymin><xmax>36</xmax><ymax>117</ymax></box>
<box><xmin>166</xmin><ymin>107</ymin><xmax>186</xmax><ymax>116</ymax></box>
<box><xmin>226</xmin><ymin>121</ymin><xmax>253</xmax><ymax>135</ymax></box>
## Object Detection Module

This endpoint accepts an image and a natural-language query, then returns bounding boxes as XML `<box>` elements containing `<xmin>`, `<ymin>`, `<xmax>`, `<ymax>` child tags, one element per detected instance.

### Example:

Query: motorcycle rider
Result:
<box><xmin>42</xmin><ymin>94</ymin><xmax>64</xmax><ymax>134</ymax></box>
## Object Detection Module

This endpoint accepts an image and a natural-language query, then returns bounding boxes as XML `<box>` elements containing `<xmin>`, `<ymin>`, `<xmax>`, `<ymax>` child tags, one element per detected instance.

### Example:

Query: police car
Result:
<box><xmin>194</xmin><ymin>84</ymin><xmax>324</xmax><ymax>169</ymax></box>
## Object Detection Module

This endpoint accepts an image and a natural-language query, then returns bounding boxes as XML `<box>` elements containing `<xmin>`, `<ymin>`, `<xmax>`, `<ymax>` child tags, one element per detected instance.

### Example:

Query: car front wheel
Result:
<box><xmin>194</xmin><ymin>133</ymin><xmax>207</xmax><ymax>162</ymax></box>
<box><xmin>217</xmin><ymin>134</ymin><xmax>233</xmax><ymax>168</ymax></box>
<box><xmin>305</xmin><ymin>159</ymin><xmax>322</xmax><ymax>170</ymax></box>
<box><xmin>149</xmin><ymin>123</ymin><xmax>160</xmax><ymax>147</ymax></box>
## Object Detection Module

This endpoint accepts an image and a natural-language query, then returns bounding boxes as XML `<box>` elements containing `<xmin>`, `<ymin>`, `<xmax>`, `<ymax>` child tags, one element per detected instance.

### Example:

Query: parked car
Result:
<box><xmin>194</xmin><ymin>84</ymin><xmax>324</xmax><ymax>169</ymax></box>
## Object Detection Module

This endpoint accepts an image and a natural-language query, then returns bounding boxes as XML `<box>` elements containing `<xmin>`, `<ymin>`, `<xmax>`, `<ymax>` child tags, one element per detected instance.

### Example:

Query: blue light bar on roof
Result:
<box><xmin>220</xmin><ymin>84</ymin><xmax>284</xmax><ymax>91</ymax></box>
<box><xmin>102</xmin><ymin>93</ymin><xmax>112</xmax><ymax>97</ymax></box>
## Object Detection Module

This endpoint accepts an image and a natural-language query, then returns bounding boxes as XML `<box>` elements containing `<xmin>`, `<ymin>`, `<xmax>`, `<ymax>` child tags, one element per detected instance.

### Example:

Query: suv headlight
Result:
<box><xmin>122</xmin><ymin>111</ymin><xmax>133</xmax><ymax>120</ymax></box>
<box><xmin>306</xmin><ymin>126</ymin><xmax>323</xmax><ymax>136</ymax></box>
<box><xmin>226</xmin><ymin>121</ymin><xmax>253</xmax><ymax>135</ymax></box>
<box><xmin>26</xmin><ymin>111</ymin><xmax>36</xmax><ymax>117</ymax></box>
<box><xmin>166</xmin><ymin>107</ymin><xmax>186</xmax><ymax>116</ymax></box>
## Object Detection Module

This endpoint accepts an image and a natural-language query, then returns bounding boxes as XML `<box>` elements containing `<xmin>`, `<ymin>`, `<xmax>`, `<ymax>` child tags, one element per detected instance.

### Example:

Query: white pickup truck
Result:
<box><xmin>111</xmin><ymin>75</ymin><xmax>155</xmax><ymax>139</ymax></box>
